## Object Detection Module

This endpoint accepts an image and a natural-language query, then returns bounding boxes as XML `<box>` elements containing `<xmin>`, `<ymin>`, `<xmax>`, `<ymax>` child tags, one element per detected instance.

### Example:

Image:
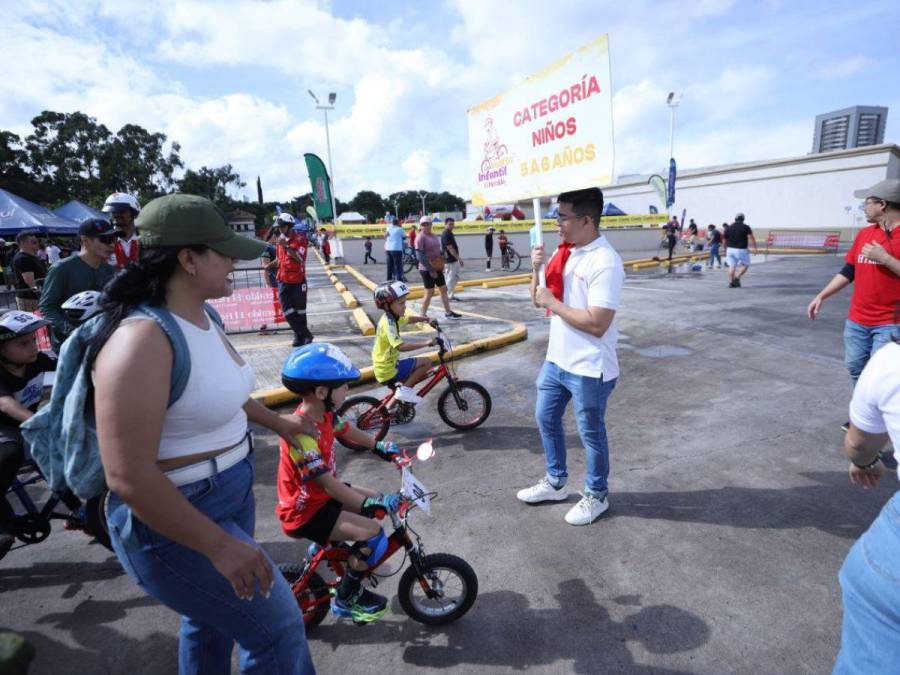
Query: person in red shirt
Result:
<box><xmin>275</xmin><ymin>213</ymin><xmax>314</xmax><ymax>346</ymax></box>
<box><xmin>808</xmin><ymin>179</ymin><xmax>900</xmax><ymax>421</ymax></box>
<box><xmin>407</xmin><ymin>224</ymin><xmax>417</xmax><ymax>249</ymax></box>
<box><xmin>102</xmin><ymin>192</ymin><xmax>141</xmax><ymax>268</ymax></box>
<box><xmin>278</xmin><ymin>343</ymin><xmax>401</xmax><ymax>622</ymax></box>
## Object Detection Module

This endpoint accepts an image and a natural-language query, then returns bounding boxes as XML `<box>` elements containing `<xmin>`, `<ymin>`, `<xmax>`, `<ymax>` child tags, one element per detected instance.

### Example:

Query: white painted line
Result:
<box><xmin>308</xmin><ymin>309</ymin><xmax>355</xmax><ymax>317</ymax></box>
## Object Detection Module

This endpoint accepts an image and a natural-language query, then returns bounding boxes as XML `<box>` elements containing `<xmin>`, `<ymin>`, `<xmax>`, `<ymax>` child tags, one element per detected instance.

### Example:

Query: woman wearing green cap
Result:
<box><xmin>91</xmin><ymin>194</ymin><xmax>315</xmax><ymax>673</ymax></box>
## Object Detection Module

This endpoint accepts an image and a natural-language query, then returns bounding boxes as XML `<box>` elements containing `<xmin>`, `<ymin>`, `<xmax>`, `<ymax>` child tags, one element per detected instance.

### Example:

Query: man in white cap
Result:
<box><xmin>102</xmin><ymin>192</ymin><xmax>141</xmax><ymax>268</ymax></box>
<box><xmin>808</xmin><ymin>178</ymin><xmax>900</xmax><ymax>429</ymax></box>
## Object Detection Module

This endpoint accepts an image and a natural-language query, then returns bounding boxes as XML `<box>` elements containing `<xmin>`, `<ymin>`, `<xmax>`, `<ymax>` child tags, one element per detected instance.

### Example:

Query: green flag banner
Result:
<box><xmin>303</xmin><ymin>153</ymin><xmax>333</xmax><ymax>220</ymax></box>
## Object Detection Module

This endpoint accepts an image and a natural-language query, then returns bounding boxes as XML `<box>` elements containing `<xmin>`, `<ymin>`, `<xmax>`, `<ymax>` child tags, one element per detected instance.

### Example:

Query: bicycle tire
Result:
<box><xmin>403</xmin><ymin>255</ymin><xmax>416</xmax><ymax>275</ymax></box>
<box><xmin>84</xmin><ymin>490</ymin><xmax>112</xmax><ymax>550</ymax></box>
<box><xmin>507</xmin><ymin>251</ymin><xmax>523</xmax><ymax>272</ymax></box>
<box><xmin>279</xmin><ymin>563</ymin><xmax>330</xmax><ymax>631</ymax></box>
<box><xmin>398</xmin><ymin>553</ymin><xmax>478</xmax><ymax>625</ymax></box>
<box><xmin>437</xmin><ymin>380</ymin><xmax>491</xmax><ymax>430</ymax></box>
<box><xmin>336</xmin><ymin>395</ymin><xmax>390</xmax><ymax>451</ymax></box>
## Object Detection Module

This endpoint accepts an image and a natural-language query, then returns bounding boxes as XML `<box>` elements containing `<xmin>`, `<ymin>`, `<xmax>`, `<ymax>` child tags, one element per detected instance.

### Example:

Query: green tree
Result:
<box><xmin>0</xmin><ymin>132</ymin><xmax>40</xmax><ymax>201</ymax></box>
<box><xmin>177</xmin><ymin>164</ymin><xmax>245</xmax><ymax>206</ymax></box>
<box><xmin>348</xmin><ymin>190</ymin><xmax>385</xmax><ymax>222</ymax></box>
<box><xmin>100</xmin><ymin>123</ymin><xmax>183</xmax><ymax>203</ymax></box>
<box><xmin>24</xmin><ymin>111</ymin><xmax>112</xmax><ymax>205</ymax></box>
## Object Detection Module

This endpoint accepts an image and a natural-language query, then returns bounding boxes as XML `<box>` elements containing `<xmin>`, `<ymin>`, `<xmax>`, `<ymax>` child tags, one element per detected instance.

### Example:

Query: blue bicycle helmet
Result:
<box><xmin>282</xmin><ymin>343</ymin><xmax>361</xmax><ymax>392</ymax></box>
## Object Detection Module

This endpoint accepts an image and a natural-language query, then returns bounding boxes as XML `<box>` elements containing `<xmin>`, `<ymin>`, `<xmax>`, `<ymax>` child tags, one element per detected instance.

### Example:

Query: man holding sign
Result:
<box><xmin>516</xmin><ymin>188</ymin><xmax>625</xmax><ymax>526</ymax></box>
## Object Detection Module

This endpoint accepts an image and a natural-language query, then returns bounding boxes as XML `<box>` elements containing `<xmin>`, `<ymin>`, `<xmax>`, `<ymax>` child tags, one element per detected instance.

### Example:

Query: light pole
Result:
<box><xmin>418</xmin><ymin>190</ymin><xmax>428</xmax><ymax>217</ymax></box>
<box><xmin>666</xmin><ymin>91</ymin><xmax>681</xmax><ymax>161</ymax></box>
<box><xmin>307</xmin><ymin>89</ymin><xmax>339</xmax><ymax>226</ymax></box>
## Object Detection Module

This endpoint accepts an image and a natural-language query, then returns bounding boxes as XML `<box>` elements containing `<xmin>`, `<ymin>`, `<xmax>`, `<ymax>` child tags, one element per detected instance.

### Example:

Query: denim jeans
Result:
<box><xmin>386</xmin><ymin>250</ymin><xmax>404</xmax><ymax>281</ymax></box>
<box><xmin>834</xmin><ymin>491</ymin><xmax>900</xmax><ymax>674</ymax></box>
<box><xmin>708</xmin><ymin>243</ymin><xmax>721</xmax><ymax>267</ymax></box>
<box><xmin>278</xmin><ymin>281</ymin><xmax>312</xmax><ymax>346</ymax></box>
<box><xmin>534</xmin><ymin>360</ymin><xmax>617</xmax><ymax>497</ymax></box>
<box><xmin>107</xmin><ymin>454</ymin><xmax>314</xmax><ymax>675</ymax></box>
<box><xmin>843</xmin><ymin>320</ymin><xmax>899</xmax><ymax>384</ymax></box>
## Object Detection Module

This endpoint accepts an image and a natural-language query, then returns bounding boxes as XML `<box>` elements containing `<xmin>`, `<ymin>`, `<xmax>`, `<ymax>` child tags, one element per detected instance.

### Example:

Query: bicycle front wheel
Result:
<box><xmin>437</xmin><ymin>380</ymin><xmax>491</xmax><ymax>430</ymax></box>
<box><xmin>508</xmin><ymin>251</ymin><xmax>523</xmax><ymax>272</ymax></box>
<box><xmin>84</xmin><ymin>490</ymin><xmax>112</xmax><ymax>550</ymax></box>
<box><xmin>336</xmin><ymin>395</ymin><xmax>390</xmax><ymax>450</ymax></box>
<box><xmin>404</xmin><ymin>255</ymin><xmax>416</xmax><ymax>274</ymax></box>
<box><xmin>398</xmin><ymin>553</ymin><xmax>478</xmax><ymax>625</ymax></box>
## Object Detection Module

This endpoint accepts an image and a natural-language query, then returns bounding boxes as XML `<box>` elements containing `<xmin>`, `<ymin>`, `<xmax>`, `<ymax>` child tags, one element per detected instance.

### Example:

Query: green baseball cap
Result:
<box><xmin>137</xmin><ymin>194</ymin><xmax>266</xmax><ymax>260</ymax></box>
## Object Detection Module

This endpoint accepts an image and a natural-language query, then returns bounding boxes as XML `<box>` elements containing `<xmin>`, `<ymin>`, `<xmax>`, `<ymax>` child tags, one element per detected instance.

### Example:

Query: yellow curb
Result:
<box><xmin>343</xmin><ymin>264</ymin><xmax>378</xmax><ymax>291</ymax></box>
<box><xmin>251</xmin><ymin>313</ymin><xmax>528</xmax><ymax>407</ymax></box>
<box><xmin>482</xmin><ymin>277</ymin><xmax>532</xmax><ymax>288</ymax></box>
<box><xmin>352</xmin><ymin>307</ymin><xmax>376</xmax><ymax>336</ymax></box>
<box><xmin>340</xmin><ymin>291</ymin><xmax>358</xmax><ymax>308</ymax></box>
<box><xmin>335</xmin><ymin>281</ymin><xmax>347</xmax><ymax>293</ymax></box>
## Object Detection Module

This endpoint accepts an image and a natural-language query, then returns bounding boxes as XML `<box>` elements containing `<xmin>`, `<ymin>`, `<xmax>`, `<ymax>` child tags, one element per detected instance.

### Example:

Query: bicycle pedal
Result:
<box><xmin>64</xmin><ymin>520</ymin><xmax>84</xmax><ymax>532</ymax></box>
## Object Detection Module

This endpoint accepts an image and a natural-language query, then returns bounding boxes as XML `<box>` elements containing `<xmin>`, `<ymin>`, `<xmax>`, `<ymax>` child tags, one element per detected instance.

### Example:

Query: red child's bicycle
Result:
<box><xmin>336</xmin><ymin>325</ymin><xmax>491</xmax><ymax>452</ymax></box>
<box><xmin>278</xmin><ymin>443</ymin><xmax>478</xmax><ymax>630</ymax></box>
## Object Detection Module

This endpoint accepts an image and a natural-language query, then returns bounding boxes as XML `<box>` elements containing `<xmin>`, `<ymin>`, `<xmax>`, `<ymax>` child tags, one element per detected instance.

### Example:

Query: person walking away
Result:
<box><xmin>517</xmin><ymin>187</ymin><xmax>625</xmax><ymax>526</ymax></box>
<box><xmin>46</xmin><ymin>241</ymin><xmax>61</xmax><ymax>265</ymax></box>
<box><xmin>0</xmin><ymin>311</ymin><xmax>57</xmax><ymax>560</ymax></box>
<box><xmin>498</xmin><ymin>230</ymin><xmax>510</xmax><ymax>269</ymax></box>
<box><xmin>274</xmin><ymin>213</ymin><xmax>314</xmax><ymax>347</ymax></box>
<box><xmin>415</xmin><ymin>220</ymin><xmax>461</xmax><ymax>320</ymax></box>
<box><xmin>663</xmin><ymin>220</ymin><xmax>677</xmax><ymax>261</ymax></box>
<box><xmin>807</xmin><ymin>179</ymin><xmax>900</xmax><ymax>430</ymax></box>
<box><xmin>484</xmin><ymin>226</ymin><xmax>495</xmax><ymax>271</ymax></box>
<box><xmin>687</xmin><ymin>219</ymin><xmax>699</xmax><ymax>251</ymax></box>
<box><xmin>39</xmin><ymin>219</ymin><xmax>116</xmax><ymax>352</ymax></box>
<box><xmin>441</xmin><ymin>217</ymin><xmax>464</xmax><ymax>300</ymax></box>
<box><xmin>707</xmin><ymin>224</ymin><xmax>722</xmax><ymax>268</ymax></box>
<box><xmin>363</xmin><ymin>237</ymin><xmax>377</xmax><ymax>264</ymax></box>
<box><xmin>385</xmin><ymin>218</ymin><xmax>405</xmax><ymax>282</ymax></box>
<box><xmin>833</xmin><ymin>333</ymin><xmax>900</xmax><ymax>673</ymax></box>
<box><xmin>11</xmin><ymin>232</ymin><xmax>47</xmax><ymax>312</ymax></box>
<box><xmin>102</xmin><ymin>192</ymin><xmax>142</xmax><ymax>269</ymax></box>
<box><xmin>724</xmin><ymin>213</ymin><xmax>757</xmax><ymax>287</ymax></box>
<box><xmin>93</xmin><ymin>194</ymin><xmax>316</xmax><ymax>674</ymax></box>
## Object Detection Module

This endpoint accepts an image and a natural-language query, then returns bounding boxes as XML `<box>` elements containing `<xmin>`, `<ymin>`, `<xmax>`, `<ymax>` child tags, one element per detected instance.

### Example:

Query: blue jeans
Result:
<box><xmin>106</xmin><ymin>454</ymin><xmax>314</xmax><ymax>675</ymax></box>
<box><xmin>708</xmin><ymin>243</ymin><xmax>720</xmax><ymax>266</ymax></box>
<box><xmin>386</xmin><ymin>250</ymin><xmax>404</xmax><ymax>282</ymax></box>
<box><xmin>534</xmin><ymin>360</ymin><xmax>617</xmax><ymax>497</ymax></box>
<box><xmin>843</xmin><ymin>320</ymin><xmax>899</xmax><ymax>384</ymax></box>
<box><xmin>834</xmin><ymin>491</ymin><xmax>900</xmax><ymax>674</ymax></box>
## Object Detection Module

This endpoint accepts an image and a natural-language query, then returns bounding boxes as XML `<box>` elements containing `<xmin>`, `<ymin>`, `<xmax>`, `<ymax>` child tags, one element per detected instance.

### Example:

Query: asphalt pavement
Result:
<box><xmin>2</xmin><ymin>251</ymin><xmax>885</xmax><ymax>674</ymax></box>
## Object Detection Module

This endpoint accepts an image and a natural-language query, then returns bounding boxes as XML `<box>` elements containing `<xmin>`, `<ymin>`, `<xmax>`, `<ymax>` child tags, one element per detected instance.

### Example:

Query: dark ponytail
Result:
<box><xmin>85</xmin><ymin>245</ymin><xmax>207</xmax><ymax>370</ymax></box>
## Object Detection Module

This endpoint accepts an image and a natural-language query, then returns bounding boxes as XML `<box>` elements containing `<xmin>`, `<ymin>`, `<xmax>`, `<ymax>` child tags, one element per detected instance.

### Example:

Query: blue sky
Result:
<box><xmin>1</xmin><ymin>0</ymin><xmax>898</xmax><ymax>204</ymax></box>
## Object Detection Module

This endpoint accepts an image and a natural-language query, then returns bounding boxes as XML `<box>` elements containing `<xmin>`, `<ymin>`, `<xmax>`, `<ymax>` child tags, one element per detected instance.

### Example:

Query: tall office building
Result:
<box><xmin>812</xmin><ymin>106</ymin><xmax>888</xmax><ymax>153</ymax></box>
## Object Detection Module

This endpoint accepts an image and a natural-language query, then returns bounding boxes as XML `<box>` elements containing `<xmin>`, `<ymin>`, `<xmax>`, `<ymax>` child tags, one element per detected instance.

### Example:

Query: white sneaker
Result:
<box><xmin>394</xmin><ymin>385</ymin><xmax>422</xmax><ymax>404</ymax></box>
<box><xmin>564</xmin><ymin>492</ymin><xmax>609</xmax><ymax>525</ymax></box>
<box><xmin>516</xmin><ymin>477</ymin><xmax>568</xmax><ymax>504</ymax></box>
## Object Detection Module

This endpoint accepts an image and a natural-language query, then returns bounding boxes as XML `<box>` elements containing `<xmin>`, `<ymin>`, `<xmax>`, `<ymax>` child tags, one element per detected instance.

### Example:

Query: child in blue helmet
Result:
<box><xmin>277</xmin><ymin>342</ymin><xmax>402</xmax><ymax>622</ymax></box>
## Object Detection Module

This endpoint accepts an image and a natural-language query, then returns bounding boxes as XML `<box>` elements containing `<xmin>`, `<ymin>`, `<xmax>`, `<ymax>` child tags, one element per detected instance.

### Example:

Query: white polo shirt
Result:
<box><xmin>545</xmin><ymin>235</ymin><xmax>625</xmax><ymax>379</ymax></box>
<box><xmin>850</xmin><ymin>340</ymin><xmax>900</xmax><ymax>481</ymax></box>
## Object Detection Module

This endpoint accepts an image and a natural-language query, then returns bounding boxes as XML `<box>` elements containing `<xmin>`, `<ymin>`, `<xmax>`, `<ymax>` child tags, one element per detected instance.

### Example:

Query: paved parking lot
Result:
<box><xmin>2</xmin><ymin>252</ymin><xmax>887</xmax><ymax>674</ymax></box>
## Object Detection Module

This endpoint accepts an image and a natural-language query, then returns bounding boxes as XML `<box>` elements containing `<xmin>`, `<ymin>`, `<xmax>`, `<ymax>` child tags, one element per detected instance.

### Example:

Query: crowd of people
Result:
<box><xmin>1</xmin><ymin>174</ymin><xmax>899</xmax><ymax>672</ymax></box>
<box><xmin>661</xmin><ymin>214</ymin><xmax>758</xmax><ymax>287</ymax></box>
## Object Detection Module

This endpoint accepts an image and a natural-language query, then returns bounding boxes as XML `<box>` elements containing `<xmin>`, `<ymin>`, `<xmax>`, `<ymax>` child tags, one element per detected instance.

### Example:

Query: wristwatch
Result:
<box><xmin>853</xmin><ymin>454</ymin><xmax>882</xmax><ymax>471</ymax></box>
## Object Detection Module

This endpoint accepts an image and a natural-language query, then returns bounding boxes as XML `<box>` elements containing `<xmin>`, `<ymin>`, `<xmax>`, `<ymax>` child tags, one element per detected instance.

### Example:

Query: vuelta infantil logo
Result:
<box><xmin>478</xmin><ymin>117</ymin><xmax>512</xmax><ymax>187</ymax></box>
<box><xmin>315</xmin><ymin>177</ymin><xmax>327</xmax><ymax>203</ymax></box>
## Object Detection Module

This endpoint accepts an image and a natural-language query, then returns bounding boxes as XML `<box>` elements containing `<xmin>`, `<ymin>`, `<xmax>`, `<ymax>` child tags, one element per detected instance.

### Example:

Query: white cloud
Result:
<box><xmin>815</xmin><ymin>55</ymin><xmax>875</xmax><ymax>79</ymax></box>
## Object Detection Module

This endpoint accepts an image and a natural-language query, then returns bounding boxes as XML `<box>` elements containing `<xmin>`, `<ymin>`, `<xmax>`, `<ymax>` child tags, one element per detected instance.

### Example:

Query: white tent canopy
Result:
<box><xmin>337</xmin><ymin>211</ymin><xmax>366</xmax><ymax>223</ymax></box>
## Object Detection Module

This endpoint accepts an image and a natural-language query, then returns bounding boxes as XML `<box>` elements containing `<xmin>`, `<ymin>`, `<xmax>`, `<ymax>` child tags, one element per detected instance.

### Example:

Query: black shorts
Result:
<box><xmin>286</xmin><ymin>498</ymin><xmax>343</xmax><ymax>546</ymax></box>
<box><xmin>419</xmin><ymin>270</ymin><xmax>446</xmax><ymax>289</ymax></box>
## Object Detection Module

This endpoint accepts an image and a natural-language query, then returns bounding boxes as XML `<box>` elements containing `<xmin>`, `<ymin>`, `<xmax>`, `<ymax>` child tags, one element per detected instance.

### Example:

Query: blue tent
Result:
<box><xmin>54</xmin><ymin>200</ymin><xmax>105</xmax><ymax>223</ymax></box>
<box><xmin>0</xmin><ymin>189</ymin><xmax>81</xmax><ymax>236</ymax></box>
<box><xmin>602</xmin><ymin>202</ymin><xmax>626</xmax><ymax>216</ymax></box>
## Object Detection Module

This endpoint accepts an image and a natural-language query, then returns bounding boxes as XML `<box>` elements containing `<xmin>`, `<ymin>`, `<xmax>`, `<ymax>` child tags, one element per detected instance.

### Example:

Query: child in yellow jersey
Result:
<box><xmin>372</xmin><ymin>281</ymin><xmax>437</xmax><ymax>405</ymax></box>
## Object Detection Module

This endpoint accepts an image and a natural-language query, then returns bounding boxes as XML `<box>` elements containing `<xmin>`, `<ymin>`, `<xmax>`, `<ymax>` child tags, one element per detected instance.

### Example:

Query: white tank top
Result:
<box><xmin>128</xmin><ymin>312</ymin><xmax>256</xmax><ymax>460</ymax></box>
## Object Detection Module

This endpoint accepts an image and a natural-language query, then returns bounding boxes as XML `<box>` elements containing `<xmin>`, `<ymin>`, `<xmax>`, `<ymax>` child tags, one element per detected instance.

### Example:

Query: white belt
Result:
<box><xmin>164</xmin><ymin>435</ymin><xmax>252</xmax><ymax>488</ymax></box>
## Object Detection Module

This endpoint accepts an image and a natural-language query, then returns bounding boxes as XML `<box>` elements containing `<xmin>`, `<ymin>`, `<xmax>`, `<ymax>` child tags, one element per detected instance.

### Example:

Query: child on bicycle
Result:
<box><xmin>278</xmin><ymin>342</ymin><xmax>404</xmax><ymax>622</ymax></box>
<box><xmin>0</xmin><ymin>310</ymin><xmax>57</xmax><ymax>559</ymax></box>
<box><xmin>372</xmin><ymin>281</ymin><xmax>437</xmax><ymax>406</ymax></box>
<box><xmin>498</xmin><ymin>230</ymin><xmax>509</xmax><ymax>269</ymax></box>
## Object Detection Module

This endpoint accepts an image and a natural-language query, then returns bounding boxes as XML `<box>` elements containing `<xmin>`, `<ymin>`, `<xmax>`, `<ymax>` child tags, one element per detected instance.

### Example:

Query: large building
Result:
<box><xmin>598</xmin><ymin>143</ymin><xmax>900</xmax><ymax>237</ymax></box>
<box><xmin>812</xmin><ymin>106</ymin><xmax>887</xmax><ymax>153</ymax></box>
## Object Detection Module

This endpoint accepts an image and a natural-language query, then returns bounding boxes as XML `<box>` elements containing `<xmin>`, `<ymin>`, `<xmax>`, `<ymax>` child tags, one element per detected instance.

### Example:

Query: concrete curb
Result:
<box><xmin>251</xmin><ymin>310</ymin><xmax>528</xmax><ymax>407</ymax></box>
<box><xmin>311</xmin><ymin>256</ymin><xmax>376</xmax><ymax>335</ymax></box>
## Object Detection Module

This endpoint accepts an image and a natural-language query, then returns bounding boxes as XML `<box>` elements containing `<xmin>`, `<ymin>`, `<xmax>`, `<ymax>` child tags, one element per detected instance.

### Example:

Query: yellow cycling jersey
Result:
<box><xmin>372</xmin><ymin>315</ymin><xmax>408</xmax><ymax>383</ymax></box>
